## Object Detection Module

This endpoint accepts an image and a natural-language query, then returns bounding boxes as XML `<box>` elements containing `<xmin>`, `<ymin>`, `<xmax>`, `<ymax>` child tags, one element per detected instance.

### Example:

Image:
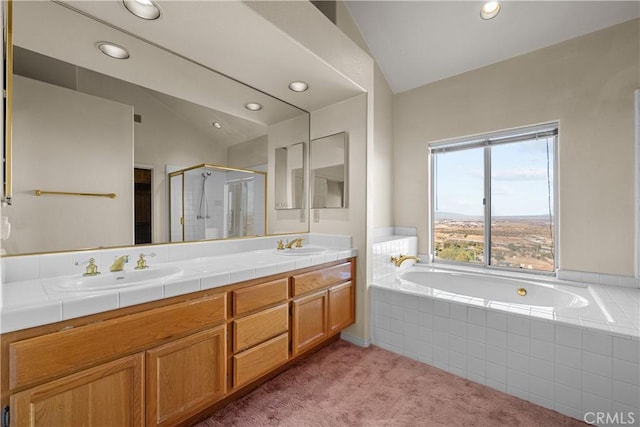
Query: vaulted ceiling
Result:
<box><xmin>345</xmin><ymin>1</ymin><xmax>640</xmax><ymax>93</ymax></box>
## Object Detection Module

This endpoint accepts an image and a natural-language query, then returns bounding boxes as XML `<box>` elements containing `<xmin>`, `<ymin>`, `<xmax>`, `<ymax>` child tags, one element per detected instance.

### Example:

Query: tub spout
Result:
<box><xmin>390</xmin><ymin>254</ymin><xmax>421</xmax><ymax>267</ymax></box>
<box><xmin>110</xmin><ymin>255</ymin><xmax>130</xmax><ymax>272</ymax></box>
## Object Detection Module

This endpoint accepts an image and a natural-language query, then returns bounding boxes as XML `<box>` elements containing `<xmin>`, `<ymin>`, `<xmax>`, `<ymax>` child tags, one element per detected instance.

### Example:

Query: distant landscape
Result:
<box><xmin>434</xmin><ymin>213</ymin><xmax>554</xmax><ymax>271</ymax></box>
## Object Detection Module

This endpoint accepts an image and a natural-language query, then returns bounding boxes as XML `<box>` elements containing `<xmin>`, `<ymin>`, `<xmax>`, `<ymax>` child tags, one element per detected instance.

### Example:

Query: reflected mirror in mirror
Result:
<box><xmin>169</xmin><ymin>164</ymin><xmax>266</xmax><ymax>241</ymax></box>
<box><xmin>310</xmin><ymin>132</ymin><xmax>347</xmax><ymax>209</ymax></box>
<box><xmin>274</xmin><ymin>142</ymin><xmax>305</xmax><ymax>209</ymax></box>
<box><xmin>3</xmin><ymin>1</ymin><xmax>309</xmax><ymax>256</ymax></box>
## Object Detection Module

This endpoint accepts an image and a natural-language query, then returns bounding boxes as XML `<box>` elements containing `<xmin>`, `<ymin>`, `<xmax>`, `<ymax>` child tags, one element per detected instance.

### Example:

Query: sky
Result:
<box><xmin>433</xmin><ymin>137</ymin><xmax>555</xmax><ymax>218</ymax></box>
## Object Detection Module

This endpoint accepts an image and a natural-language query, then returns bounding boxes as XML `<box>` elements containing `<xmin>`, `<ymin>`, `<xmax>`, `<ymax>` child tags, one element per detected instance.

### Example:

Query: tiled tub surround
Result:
<box><xmin>372</xmin><ymin>234</ymin><xmax>418</xmax><ymax>280</ymax></box>
<box><xmin>371</xmin><ymin>267</ymin><xmax>640</xmax><ymax>425</ymax></box>
<box><xmin>0</xmin><ymin>233</ymin><xmax>355</xmax><ymax>333</ymax></box>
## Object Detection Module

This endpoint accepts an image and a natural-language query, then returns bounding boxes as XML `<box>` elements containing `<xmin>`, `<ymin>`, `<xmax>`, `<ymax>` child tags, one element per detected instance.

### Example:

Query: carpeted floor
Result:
<box><xmin>196</xmin><ymin>340</ymin><xmax>587</xmax><ymax>427</ymax></box>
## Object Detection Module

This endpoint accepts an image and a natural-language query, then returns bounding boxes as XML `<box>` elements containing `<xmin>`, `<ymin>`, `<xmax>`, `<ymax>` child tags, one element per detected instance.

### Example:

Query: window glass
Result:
<box><xmin>490</xmin><ymin>138</ymin><xmax>555</xmax><ymax>271</ymax></box>
<box><xmin>433</xmin><ymin>147</ymin><xmax>484</xmax><ymax>264</ymax></box>
<box><xmin>431</xmin><ymin>125</ymin><xmax>556</xmax><ymax>273</ymax></box>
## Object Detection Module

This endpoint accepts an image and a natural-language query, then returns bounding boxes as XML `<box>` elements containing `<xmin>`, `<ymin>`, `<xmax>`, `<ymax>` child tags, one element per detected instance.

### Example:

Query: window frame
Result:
<box><xmin>429</xmin><ymin>123</ymin><xmax>559</xmax><ymax>276</ymax></box>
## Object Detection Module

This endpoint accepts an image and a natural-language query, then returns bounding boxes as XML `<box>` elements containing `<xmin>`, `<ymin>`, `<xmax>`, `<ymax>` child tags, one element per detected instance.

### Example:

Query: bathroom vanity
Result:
<box><xmin>0</xmin><ymin>256</ymin><xmax>356</xmax><ymax>426</ymax></box>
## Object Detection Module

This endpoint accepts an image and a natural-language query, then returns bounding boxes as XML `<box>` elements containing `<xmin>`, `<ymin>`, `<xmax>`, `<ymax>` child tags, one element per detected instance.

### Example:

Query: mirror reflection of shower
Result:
<box><xmin>169</xmin><ymin>164</ymin><xmax>266</xmax><ymax>242</ymax></box>
<box><xmin>197</xmin><ymin>171</ymin><xmax>212</xmax><ymax>220</ymax></box>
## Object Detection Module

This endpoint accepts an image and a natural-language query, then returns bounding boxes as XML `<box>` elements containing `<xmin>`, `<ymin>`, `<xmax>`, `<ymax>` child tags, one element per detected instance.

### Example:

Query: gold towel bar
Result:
<box><xmin>34</xmin><ymin>189</ymin><xmax>116</xmax><ymax>199</ymax></box>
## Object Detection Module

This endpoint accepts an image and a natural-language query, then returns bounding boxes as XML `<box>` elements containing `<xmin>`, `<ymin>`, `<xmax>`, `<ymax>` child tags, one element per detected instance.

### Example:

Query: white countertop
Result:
<box><xmin>1</xmin><ymin>247</ymin><xmax>357</xmax><ymax>333</ymax></box>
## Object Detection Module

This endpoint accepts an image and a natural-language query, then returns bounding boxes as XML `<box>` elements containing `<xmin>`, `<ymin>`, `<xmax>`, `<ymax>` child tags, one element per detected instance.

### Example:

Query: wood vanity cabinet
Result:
<box><xmin>1</xmin><ymin>258</ymin><xmax>356</xmax><ymax>426</ymax></box>
<box><xmin>292</xmin><ymin>290</ymin><xmax>329</xmax><ymax>354</ymax></box>
<box><xmin>291</xmin><ymin>262</ymin><xmax>355</xmax><ymax>355</ymax></box>
<box><xmin>10</xmin><ymin>353</ymin><xmax>144</xmax><ymax>427</ymax></box>
<box><xmin>5</xmin><ymin>293</ymin><xmax>227</xmax><ymax>427</ymax></box>
<box><xmin>146</xmin><ymin>326</ymin><xmax>226</xmax><ymax>427</ymax></box>
<box><xmin>231</xmin><ymin>278</ymin><xmax>289</xmax><ymax>389</ymax></box>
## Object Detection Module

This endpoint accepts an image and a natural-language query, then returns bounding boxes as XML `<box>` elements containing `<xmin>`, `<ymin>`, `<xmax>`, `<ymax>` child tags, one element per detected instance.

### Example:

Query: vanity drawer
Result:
<box><xmin>233</xmin><ymin>278</ymin><xmax>289</xmax><ymax>316</ymax></box>
<box><xmin>233</xmin><ymin>333</ymin><xmax>289</xmax><ymax>388</ymax></box>
<box><xmin>292</xmin><ymin>262</ymin><xmax>351</xmax><ymax>296</ymax></box>
<box><xmin>233</xmin><ymin>304</ymin><xmax>289</xmax><ymax>352</ymax></box>
<box><xmin>9</xmin><ymin>293</ymin><xmax>227</xmax><ymax>391</ymax></box>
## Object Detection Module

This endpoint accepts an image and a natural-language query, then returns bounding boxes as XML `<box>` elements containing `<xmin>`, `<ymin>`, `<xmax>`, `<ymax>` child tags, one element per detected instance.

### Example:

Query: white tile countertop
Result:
<box><xmin>1</xmin><ymin>236</ymin><xmax>356</xmax><ymax>333</ymax></box>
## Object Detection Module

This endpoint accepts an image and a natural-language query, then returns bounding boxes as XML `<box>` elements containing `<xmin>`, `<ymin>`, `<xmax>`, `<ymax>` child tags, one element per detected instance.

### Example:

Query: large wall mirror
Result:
<box><xmin>311</xmin><ymin>132</ymin><xmax>347</xmax><ymax>209</ymax></box>
<box><xmin>2</xmin><ymin>1</ymin><xmax>310</xmax><ymax>256</ymax></box>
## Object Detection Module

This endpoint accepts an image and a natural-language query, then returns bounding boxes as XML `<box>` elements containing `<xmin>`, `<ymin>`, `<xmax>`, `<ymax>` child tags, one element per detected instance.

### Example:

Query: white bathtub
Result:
<box><xmin>398</xmin><ymin>270</ymin><xmax>589</xmax><ymax>309</ymax></box>
<box><xmin>371</xmin><ymin>265</ymin><xmax>640</xmax><ymax>425</ymax></box>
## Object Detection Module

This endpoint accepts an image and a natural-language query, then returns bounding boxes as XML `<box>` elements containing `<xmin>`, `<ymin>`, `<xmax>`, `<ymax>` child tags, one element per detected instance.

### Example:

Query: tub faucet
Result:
<box><xmin>390</xmin><ymin>254</ymin><xmax>421</xmax><ymax>267</ymax></box>
<box><xmin>285</xmin><ymin>238</ymin><xmax>304</xmax><ymax>249</ymax></box>
<box><xmin>110</xmin><ymin>255</ymin><xmax>130</xmax><ymax>272</ymax></box>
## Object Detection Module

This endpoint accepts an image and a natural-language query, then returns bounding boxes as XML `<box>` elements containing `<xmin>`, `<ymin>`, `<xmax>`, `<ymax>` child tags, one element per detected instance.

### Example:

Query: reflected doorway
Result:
<box><xmin>134</xmin><ymin>168</ymin><xmax>152</xmax><ymax>244</ymax></box>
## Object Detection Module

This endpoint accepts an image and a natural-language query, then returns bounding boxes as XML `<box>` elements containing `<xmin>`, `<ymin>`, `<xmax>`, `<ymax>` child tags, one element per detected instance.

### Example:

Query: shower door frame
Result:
<box><xmin>168</xmin><ymin>163</ymin><xmax>267</xmax><ymax>242</ymax></box>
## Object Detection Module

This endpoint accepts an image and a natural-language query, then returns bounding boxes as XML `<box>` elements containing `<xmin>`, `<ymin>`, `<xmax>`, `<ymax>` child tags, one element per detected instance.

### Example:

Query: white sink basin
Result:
<box><xmin>273</xmin><ymin>247</ymin><xmax>327</xmax><ymax>256</ymax></box>
<box><xmin>51</xmin><ymin>266</ymin><xmax>184</xmax><ymax>292</ymax></box>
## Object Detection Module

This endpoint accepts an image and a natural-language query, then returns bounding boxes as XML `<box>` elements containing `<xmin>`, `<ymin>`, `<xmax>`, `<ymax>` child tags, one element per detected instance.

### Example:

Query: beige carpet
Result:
<box><xmin>196</xmin><ymin>340</ymin><xmax>587</xmax><ymax>427</ymax></box>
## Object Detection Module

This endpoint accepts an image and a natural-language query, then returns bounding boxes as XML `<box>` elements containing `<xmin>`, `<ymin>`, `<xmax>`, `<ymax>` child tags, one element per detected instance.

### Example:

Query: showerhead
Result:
<box><xmin>202</xmin><ymin>171</ymin><xmax>212</xmax><ymax>179</ymax></box>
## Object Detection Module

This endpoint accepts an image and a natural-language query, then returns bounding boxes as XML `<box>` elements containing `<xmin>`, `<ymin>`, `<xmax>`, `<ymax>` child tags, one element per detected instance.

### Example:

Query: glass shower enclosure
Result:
<box><xmin>169</xmin><ymin>164</ymin><xmax>266</xmax><ymax>242</ymax></box>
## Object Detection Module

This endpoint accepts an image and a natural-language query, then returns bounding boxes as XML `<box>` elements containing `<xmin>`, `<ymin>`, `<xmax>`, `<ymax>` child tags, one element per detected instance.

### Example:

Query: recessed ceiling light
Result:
<box><xmin>97</xmin><ymin>42</ymin><xmax>130</xmax><ymax>59</ymax></box>
<box><xmin>480</xmin><ymin>1</ymin><xmax>501</xmax><ymax>20</ymax></box>
<box><xmin>288</xmin><ymin>81</ymin><xmax>309</xmax><ymax>92</ymax></box>
<box><xmin>123</xmin><ymin>0</ymin><xmax>161</xmax><ymax>20</ymax></box>
<box><xmin>212</xmin><ymin>122</ymin><xmax>222</xmax><ymax>129</ymax></box>
<box><xmin>244</xmin><ymin>102</ymin><xmax>263</xmax><ymax>111</ymax></box>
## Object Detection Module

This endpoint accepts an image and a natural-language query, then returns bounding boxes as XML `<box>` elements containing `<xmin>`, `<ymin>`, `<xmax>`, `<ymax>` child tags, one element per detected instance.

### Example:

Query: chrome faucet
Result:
<box><xmin>110</xmin><ymin>255</ymin><xmax>130</xmax><ymax>272</ymax></box>
<box><xmin>285</xmin><ymin>238</ymin><xmax>304</xmax><ymax>249</ymax></box>
<box><xmin>390</xmin><ymin>254</ymin><xmax>421</xmax><ymax>267</ymax></box>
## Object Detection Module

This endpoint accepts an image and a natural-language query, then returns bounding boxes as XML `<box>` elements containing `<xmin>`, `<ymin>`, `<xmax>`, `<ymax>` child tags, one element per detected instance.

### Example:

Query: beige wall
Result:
<box><xmin>250</xmin><ymin>2</ymin><xmax>375</xmax><ymax>344</ymax></box>
<box><xmin>395</xmin><ymin>19</ymin><xmax>639</xmax><ymax>276</ymax></box>
<box><xmin>336</xmin><ymin>2</ymin><xmax>395</xmax><ymax>229</ymax></box>
<box><xmin>372</xmin><ymin>64</ymin><xmax>395</xmax><ymax>228</ymax></box>
<box><xmin>331</xmin><ymin>2</ymin><xmax>397</xmax><ymax>344</ymax></box>
<box><xmin>6</xmin><ymin>76</ymin><xmax>134</xmax><ymax>254</ymax></box>
<box><xmin>310</xmin><ymin>94</ymin><xmax>368</xmax><ymax>340</ymax></box>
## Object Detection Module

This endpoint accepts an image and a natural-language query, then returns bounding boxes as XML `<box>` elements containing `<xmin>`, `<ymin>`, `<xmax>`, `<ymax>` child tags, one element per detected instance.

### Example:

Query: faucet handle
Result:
<box><xmin>134</xmin><ymin>253</ymin><xmax>155</xmax><ymax>270</ymax></box>
<box><xmin>277</xmin><ymin>240</ymin><xmax>285</xmax><ymax>250</ymax></box>
<box><xmin>295</xmin><ymin>238</ymin><xmax>304</xmax><ymax>248</ymax></box>
<box><xmin>82</xmin><ymin>258</ymin><xmax>101</xmax><ymax>277</ymax></box>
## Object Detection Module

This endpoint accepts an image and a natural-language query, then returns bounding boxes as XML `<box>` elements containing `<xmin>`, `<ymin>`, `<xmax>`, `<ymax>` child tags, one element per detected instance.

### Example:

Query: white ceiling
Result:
<box><xmin>345</xmin><ymin>1</ymin><xmax>640</xmax><ymax>94</ymax></box>
<box><xmin>60</xmin><ymin>0</ymin><xmax>365</xmax><ymax>112</ymax></box>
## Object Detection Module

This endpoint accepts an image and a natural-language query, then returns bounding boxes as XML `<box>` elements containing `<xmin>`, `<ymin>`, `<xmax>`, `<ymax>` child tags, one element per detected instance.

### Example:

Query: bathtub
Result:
<box><xmin>371</xmin><ymin>265</ymin><xmax>640</xmax><ymax>425</ymax></box>
<box><xmin>398</xmin><ymin>270</ymin><xmax>589</xmax><ymax>309</ymax></box>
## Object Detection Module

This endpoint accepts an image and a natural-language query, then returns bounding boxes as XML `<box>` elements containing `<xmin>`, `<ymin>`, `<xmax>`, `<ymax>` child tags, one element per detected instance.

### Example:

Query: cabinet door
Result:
<box><xmin>10</xmin><ymin>353</ymin><xmax>144</xmax><ymax>427</ymax></box>
<box><xmin>328</xmin><ymin>281</ymin><xmax>355</xmax><ymax>334</ymax></box>
<box><xmin>292</xmin><ymin>290</ymin><xmax>328</xmax><ymax>355</ymax></box>
<box><xmin>146</xmin><ymin>326</ymin><xmax>226</xmax><ymax>427</ymax></box>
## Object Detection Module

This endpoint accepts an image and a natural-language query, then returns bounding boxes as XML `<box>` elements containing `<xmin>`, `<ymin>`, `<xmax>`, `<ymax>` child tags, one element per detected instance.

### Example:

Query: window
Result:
<box><xmin>430</xmin><ymin>124</ymin><xmax>557</xmax><ymax>273</ymax></box>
